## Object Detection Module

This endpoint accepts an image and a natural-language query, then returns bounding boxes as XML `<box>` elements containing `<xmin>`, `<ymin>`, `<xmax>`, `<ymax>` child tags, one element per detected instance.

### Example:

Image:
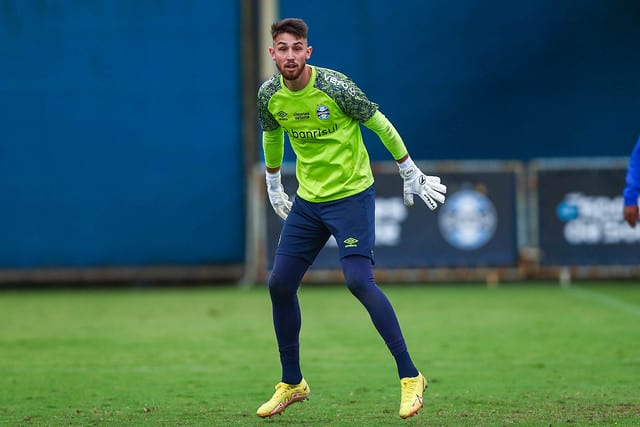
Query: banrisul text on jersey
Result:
<box><xmin>283</xmin><ymin>123</ymin><xmax>338</xmax><ymax>140</ymax></box>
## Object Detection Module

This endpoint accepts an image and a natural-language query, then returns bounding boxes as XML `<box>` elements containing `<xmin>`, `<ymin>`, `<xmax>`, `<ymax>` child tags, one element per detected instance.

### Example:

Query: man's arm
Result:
<box><xmin>262</xmin><ymin>128</ymin><xmax>291</xmax><ymax>220</ymax></box>
<box><xmin>263</xmin><ymin>127</ymin><xmax>285</xmax><ymax>170</ymax></box>
<box><xmin>623</xmin><ymin>136</ymin><xmax>640</xmax><ymax>227</ymax></box>
<box><xmin>363</xmin><ymin>111</ymin><xmax>446</xmax><ymax>209</ymax></box>
<box><xmin>362</xmin><ymin>111</ymin><xmax>408</xmax><ymax>161</ymax></box>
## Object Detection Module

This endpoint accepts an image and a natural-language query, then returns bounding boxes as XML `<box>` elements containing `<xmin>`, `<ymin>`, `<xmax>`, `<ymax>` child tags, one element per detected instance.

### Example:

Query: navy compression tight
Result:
<box><xmin>268</xmin><ymin>253</ymin><xmax>418</xmax><ymax>384</ymax></box>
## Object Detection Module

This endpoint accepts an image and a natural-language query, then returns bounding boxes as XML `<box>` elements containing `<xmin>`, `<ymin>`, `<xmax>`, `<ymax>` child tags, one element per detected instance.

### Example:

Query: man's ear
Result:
<box><xmin>306</xmin><ymin>46</ymin><xmax>312</xmax><ymax>60</ymax></box>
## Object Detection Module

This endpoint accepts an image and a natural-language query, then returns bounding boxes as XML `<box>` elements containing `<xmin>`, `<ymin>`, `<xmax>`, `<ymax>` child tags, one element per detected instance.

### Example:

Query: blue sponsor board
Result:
<box><xmin>265</xmin><ymin>167</ymin><xmax>520</xmax><ymax>270</ymax></box>
<box><xmin>536</xmin><ymin>165</ymin><xmax>640</xmax><ymax>266</ymax></box>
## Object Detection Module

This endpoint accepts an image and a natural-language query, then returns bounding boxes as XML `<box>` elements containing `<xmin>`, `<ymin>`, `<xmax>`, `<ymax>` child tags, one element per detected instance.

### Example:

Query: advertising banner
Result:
<box><xmin>265</xmin><ymin>164</ymin><xmax>521</xmax><ymax>270</ymax></box>
<box><xmin>535</xmin><ymin>161</ymin><xmax>640</xmax><ymax>266</ymax></box>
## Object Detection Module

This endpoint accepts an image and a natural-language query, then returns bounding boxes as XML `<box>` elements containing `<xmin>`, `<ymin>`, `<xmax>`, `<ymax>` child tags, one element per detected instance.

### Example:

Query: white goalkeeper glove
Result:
<box><xmin>398</xmin><ymin>156</ymin><xmax>447</xmax><ymax>210</ymax></box>
<box><xmin>266</xmin><ymin>170</ymin><xmax>292</xmax><ymax>220</ymax></box>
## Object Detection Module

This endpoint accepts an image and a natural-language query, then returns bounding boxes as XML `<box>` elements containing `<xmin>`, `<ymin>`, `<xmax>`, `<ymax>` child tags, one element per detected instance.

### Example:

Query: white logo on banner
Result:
<box><xmin>375</xmin><ymin>198</ymin><xmax>408</xmax><ymax>245</ymax></box>
<box><xmin>557</xmin><ymin>193</ymin><xmax>640</xmax><ymax>244</ymax></box>
<box><xmin>438</xmin><ymin>190</ymin><xmax>497</xmax><ymax>250</ymax></box>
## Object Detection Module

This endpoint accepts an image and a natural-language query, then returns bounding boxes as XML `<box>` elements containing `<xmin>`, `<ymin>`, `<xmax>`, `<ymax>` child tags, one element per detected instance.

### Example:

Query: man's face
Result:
<box><xmin>269</xmin><ymin>32</ymin><xmax>312</xmax><ymax>81</ymax></box>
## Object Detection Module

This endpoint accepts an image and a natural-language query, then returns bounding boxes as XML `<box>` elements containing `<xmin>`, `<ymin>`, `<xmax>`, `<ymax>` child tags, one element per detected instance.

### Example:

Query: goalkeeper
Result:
<box><xmin>256</xmin><ymin>18</ymin><xmax>446</xmax><ymax>420</ymax></box>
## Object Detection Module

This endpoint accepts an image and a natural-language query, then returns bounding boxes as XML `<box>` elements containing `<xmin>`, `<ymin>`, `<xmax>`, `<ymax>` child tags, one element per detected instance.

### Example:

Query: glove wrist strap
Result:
<box><xmin>266</xmin><ymin>170</ymin><xmax>282</xmax><ymax>190</ymax></box>
<box><xmin>397</xmin><ymin>156</ymin><xmax>415</xmax><ymax>172</ymax></box>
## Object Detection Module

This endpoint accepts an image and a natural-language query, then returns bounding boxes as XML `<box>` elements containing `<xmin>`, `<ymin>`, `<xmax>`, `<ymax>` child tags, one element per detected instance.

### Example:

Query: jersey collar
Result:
<box><xmin>280</xmin><ymin>65</ymin><xmax>316</xmax><ymax>95</ymax></box>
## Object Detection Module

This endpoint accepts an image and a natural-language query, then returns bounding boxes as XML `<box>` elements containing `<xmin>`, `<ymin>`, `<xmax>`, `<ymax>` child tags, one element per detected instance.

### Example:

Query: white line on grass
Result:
<box><xmin>563</xmin><ymin>286</ymin><xmax>640</xmax><ymax>317</ymax></box>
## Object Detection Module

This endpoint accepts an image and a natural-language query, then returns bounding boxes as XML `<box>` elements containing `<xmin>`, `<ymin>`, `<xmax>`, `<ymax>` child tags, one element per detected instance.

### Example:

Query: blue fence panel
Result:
<box><xmin>535</xmin><ymin>160</ymin><xmax>640</xmax><ymax>266</ymax></box>
<box><xmin>0</xmin><ymin>1</ymin><xmax>243</xmax><ymax>268</ymax></box>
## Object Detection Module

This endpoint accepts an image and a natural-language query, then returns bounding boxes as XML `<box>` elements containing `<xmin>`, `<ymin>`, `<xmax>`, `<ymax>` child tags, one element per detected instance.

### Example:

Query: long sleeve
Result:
<box><xmin>624</xmin><ymin>136</ymin><xmax>640</xmax><ymax>206</ymax></box>
<box><xmin>362</xmin><ymin>110</ymin><xmax>408</xmax><ymax>161</ymax></box>
<box><xmin>262</xmin><ymin>127</ymin><xmax>285</xmax><ymax>169</ymax></box>
<box><xmin>623</xmin><ymin>138</ymin><xmax>640</xmax><ymax>206</ymax></box>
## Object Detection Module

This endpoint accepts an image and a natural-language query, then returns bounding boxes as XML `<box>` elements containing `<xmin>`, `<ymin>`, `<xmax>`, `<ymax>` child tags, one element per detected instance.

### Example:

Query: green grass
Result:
<box><xmin>1</xmin><ymin>282</ymin><xmax>639</xmax><ymax>426</ymax></box>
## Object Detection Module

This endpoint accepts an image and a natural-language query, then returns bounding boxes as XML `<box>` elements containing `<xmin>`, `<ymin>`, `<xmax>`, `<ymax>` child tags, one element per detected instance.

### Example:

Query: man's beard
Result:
<box><xmin>279</xmin><ymin>62</ymin><xmax>304</xmax><ymax>81</ymax></box>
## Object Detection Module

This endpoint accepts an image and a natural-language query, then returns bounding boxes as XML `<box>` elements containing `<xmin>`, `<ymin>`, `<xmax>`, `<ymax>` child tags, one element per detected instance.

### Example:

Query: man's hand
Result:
<box><xmin>266</xmin><ymin>170</ymin><xmax>292</xmax><ymax>220</ymax></box>
<box><xmin>398</xmin><ymin>157</ymin><xmax>446</xmax><ymax>210</ymax></box>
<box><xmin>624</xmin><ymin>205</ymin><xmax>639</xmax><ymax>228</ymax></box>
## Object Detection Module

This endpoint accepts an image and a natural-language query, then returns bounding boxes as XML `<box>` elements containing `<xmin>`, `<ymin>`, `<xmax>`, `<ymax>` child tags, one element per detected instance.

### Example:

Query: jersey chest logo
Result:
<box><xmin>316</xmin><ymin>105</ymin><xmax>330</xmax><ymax>120</ymax></box>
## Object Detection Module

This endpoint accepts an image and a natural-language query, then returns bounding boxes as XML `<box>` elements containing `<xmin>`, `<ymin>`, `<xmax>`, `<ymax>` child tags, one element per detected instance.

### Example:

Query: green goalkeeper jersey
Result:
<box><xmin>257</xmin><ymin>65</ymin><xmax>408</xmax><ymax>202</ymax></box>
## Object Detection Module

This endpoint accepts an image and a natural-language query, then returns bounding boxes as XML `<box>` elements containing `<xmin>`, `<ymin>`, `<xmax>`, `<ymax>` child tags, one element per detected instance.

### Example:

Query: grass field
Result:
<box><xmin>1</xmin><ymin>281</ymin><xmax>639</xmax><ymax>426</ymax></box>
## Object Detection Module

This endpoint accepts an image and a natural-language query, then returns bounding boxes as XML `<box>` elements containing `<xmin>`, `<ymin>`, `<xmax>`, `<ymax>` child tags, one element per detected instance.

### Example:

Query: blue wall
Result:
<box><xmin>3</xmin><ymin>1</ymin><xmax>639</xmax><ymax>270</ymax></box>
<box><xmin>0</xmin><ymin>1</ymin><xmax>243</xmax><ymax>268</ymax></box>
<box><xmin>279</xmin><ymin>0</ymin><xmax>640</xmax><ymax>161</ymax></box>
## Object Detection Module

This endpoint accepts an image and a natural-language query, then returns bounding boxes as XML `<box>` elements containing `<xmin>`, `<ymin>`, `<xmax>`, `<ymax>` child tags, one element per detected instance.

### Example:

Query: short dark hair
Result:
<box><xmin>271</xmin><ymin>18</ymin><xmax>308</xmax><ymax>41</ymax></box>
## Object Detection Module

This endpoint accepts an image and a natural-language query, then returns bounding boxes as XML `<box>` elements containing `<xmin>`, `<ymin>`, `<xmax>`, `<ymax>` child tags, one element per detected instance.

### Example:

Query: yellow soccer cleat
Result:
<box><xmin>399</xmin><ymin>371</ymin><xmax>427</xmax><ymax>419</ymax></box>
<box><xmin>256</xmin><ymin>378</ymin><xmax>310</xmax><ymax>418</ymax></box>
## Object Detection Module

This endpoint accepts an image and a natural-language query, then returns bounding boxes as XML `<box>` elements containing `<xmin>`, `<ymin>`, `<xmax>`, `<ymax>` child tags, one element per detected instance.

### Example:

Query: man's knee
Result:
<box><xmin>268</xmin><ymin>254</ymin><xmax>309</xmax><ymax>299</ymax></box>
<box><xmin>268</xmin><ymin>270</ymin><xmax>292</xmax><ymax>298</ymax></box>
<box><xmin>342</xmin><ymin>255</ymin><xmax>374</xmax><ymax>295</ymax></box>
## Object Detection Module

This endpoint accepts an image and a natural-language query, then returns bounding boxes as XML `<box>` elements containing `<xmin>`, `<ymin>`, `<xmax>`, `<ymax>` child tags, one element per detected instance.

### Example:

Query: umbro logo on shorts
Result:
<box><xmin>343</xmin><ymin>237</ymin><xmax>358</xmax><ymax>248</ymax></box>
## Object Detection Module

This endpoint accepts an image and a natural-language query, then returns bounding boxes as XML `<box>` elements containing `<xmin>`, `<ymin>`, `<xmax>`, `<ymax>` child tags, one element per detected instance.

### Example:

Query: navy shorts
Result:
<box><xmin>276</xmin><ymin>185</ymin><xmax>376</xmax><ymax>265</ymax></box>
